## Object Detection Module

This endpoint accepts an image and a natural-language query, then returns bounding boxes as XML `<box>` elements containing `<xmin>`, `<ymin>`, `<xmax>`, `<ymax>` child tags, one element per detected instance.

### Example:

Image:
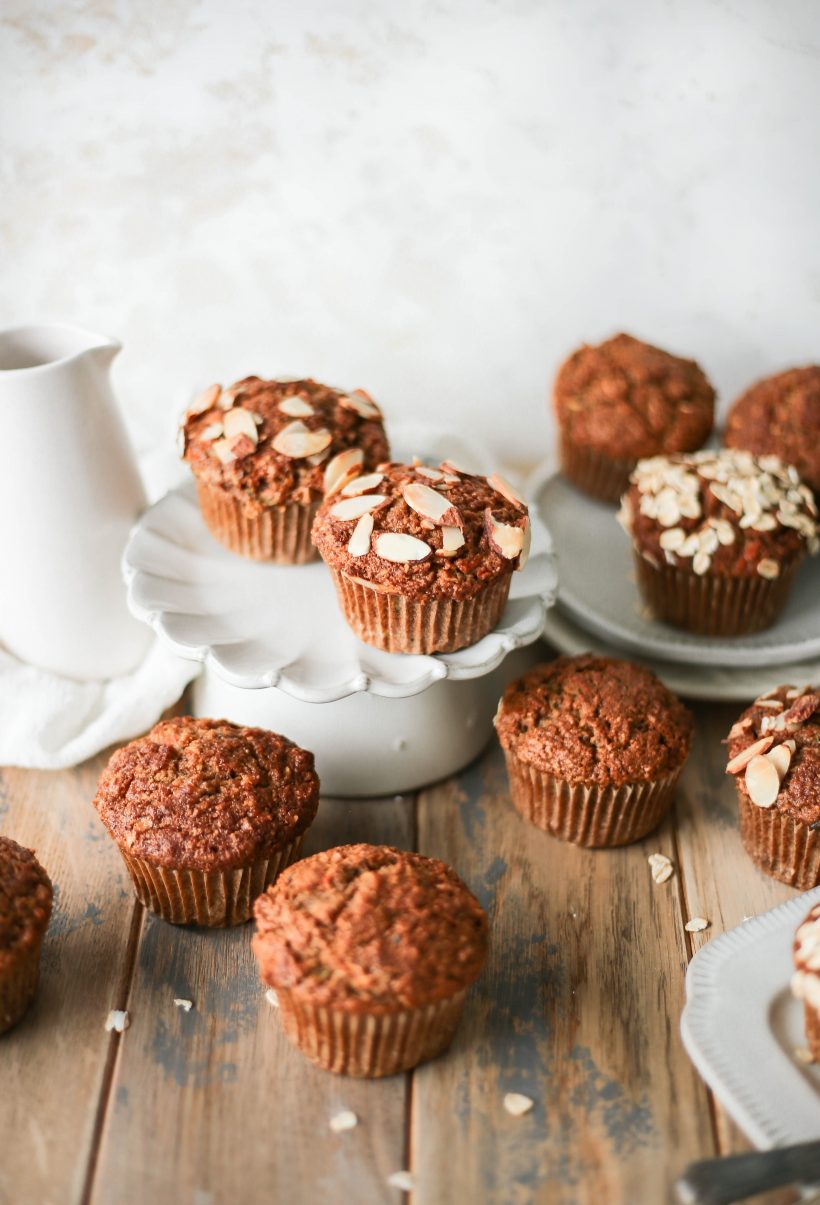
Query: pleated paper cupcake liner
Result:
<box><xmin>195</xmin><ymin>481</ymin><xmax>319</xmax><ymax>563</ymax></box>
<box><xmin>501</xmin><ymin>750</ymin><xmax>682</xmax><ymax>847</ymax></box>
<box><xmin>558</xmin><ymin>432</ymin><xmax>635</xmax><ymax>506</ymax></box>
<box><xmin>0</xmin><ymin>946</ymin><xmax>42</xmax><ymax>1036</ymax></box>
<box><xmin>737</xmin><ymin>790</ymin><xmax>820</xmax><ymax>890</ymax></box>
<box><xmin>274</xmin><ymin>989</ymin><xmax>468</xmax><ymax>1077</ymax></box>
<box><xmin>118</xmin><ymin>837</ymin><xmax>304</xmax><ymax>927</ymax></box>
<box><xmin>328</xmin><ymin>567</ymin><xmax>512</xmax><ymax>654</ymax></box>
<box><xmin>633</xmin><ymin>551</ymin><xmax>802</xmax><ymax>637</ymax></box>
<box><xmin>804</xmin><ymin>1002</ymin><xmax>820</xmax><ymax>1063</ymax></box>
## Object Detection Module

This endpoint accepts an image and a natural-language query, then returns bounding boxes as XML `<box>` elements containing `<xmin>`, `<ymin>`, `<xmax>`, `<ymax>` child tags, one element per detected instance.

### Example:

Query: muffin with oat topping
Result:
<box><xmin>792</xmin><ymin>901</ymin><xmax>820</xmax><ymax>1061</ymax></box>
<box><xmin>93</xmin><ymin>716</ymin><xmax>320</xmax><ymax>927</ymax></box>
<box><xmin>252</xmin><ymin>843</ymin><xmax>488</xmax><ymax>1077</ymax></box>
<box><xmin>725</xmin><ymin>684</ymin><xmax>820</xmax><ymax>888</ymax></box>
<box><xmin>618</xmin><ymin>449</ymin><xmax>819</xmax><ymax>636</ymax></box>
<box><xmin>725</xmin><ymin>366</ymin><xmax>820</xmax><ymax>496</ymax></box>
<box><xmin>494</xmin><ymin>655</ymin><xmax>692</xmax><ymax>847</ymax></box>
<box><xmin>311</xmin><ymin>460</ymin><xmax>530</xmax><ymax>654</ymax></box>
<box><xmin>181</xmin><ymin>377</ymin><xmax>390</xmax><ymax>562</ymax></box>
<box><xmin>553</xmin><ymin>333</ymin><xmax>715</xmax><ymax>504</ymax></box>
<box><xmin>0</xmin><ymin>836</ymin><xmax>52</xmax><ymax>1036</ymax></box>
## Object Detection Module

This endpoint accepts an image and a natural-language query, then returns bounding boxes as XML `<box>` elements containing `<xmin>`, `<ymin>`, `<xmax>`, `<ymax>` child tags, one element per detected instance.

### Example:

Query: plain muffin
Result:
<box><xmin>311</xmin><ymin>459</ymin><xmax>530</xmax><ymax>654</ymax></box>
<box><xmin>725</xmin><ymin>685</ymin><xmax>820</xmax><ymax>888</ymax></box>
<box><xmin>253</xmin><ymin>843</ymin><xmax>488</xmax><ymax>1077</ymax></box>
<box><xmin>494</xmin><ymin>654</ymin><xmax>693</xmax><ymax>846</ymax></box>
<box><xmin>618</xmin><ymin>449</ymin><xmax>819</xmax><ymax>636</ymax></box>
<box><xmin>725</xmin><ymin>366</ymin><xmax>820</xmax><ymax>495</ymax></box>
<box><xmin>181</xmin><ymin>377</ymin><xmax>390</xmax><ymax>562</ymax></box>
<box><xmin>93</xmin><ymin>716</ymin><xmax>320</xmax><ymax>927</ymax></box>
<box><xmin>0</xmin><ymin>836</ymin><xmax>52</xmax><ymax>1035</ymax></box>
<box><xmin>553</xmin><ymin>333</ymin><xmax>715</xmax><ymax>504</ymax></box>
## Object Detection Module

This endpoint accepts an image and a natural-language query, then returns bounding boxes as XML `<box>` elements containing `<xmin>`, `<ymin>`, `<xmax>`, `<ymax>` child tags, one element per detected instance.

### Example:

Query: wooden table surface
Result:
<box><xmin>0</xmin><ymin>643</ymin><xmax>802</xmax><ymax>1205</ymax></box>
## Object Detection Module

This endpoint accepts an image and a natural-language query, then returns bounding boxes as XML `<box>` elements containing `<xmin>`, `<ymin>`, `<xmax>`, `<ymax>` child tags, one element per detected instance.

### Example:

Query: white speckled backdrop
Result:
<box><xmin>1</xmin><ymin>0</ymin><xmax>819</xmax><ymax>477</ymax></box>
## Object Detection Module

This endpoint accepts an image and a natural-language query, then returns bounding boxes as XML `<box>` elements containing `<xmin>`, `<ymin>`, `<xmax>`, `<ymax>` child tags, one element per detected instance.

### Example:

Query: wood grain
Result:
<box><xmin>412</xmin><ymin>742</ymin><xmax>715</xmax><ymax>1205</ymax></box>
<box><xmin>0</xmin><ymin>759</ymin><xmax>139</xmax><ymax>1205</ymax></box>
<box><xmin>88</xmin><ymin>795</ymin><xmax>414</xmax><ymax>1205</ymax></box>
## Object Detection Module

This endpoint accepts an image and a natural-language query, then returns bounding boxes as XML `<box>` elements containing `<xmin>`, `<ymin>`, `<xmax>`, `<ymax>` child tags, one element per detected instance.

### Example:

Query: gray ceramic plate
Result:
<box><xmin>534</xmin><ymin>469</ymin><xmax>820</xmax><ymax>669</ymax></box>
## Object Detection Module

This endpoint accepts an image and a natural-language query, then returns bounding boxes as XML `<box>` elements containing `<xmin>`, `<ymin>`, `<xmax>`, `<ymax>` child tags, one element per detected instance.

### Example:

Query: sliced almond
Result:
<box><xmin>485</xmin><ymin>512</ymin><xmax>525</xmax><ymax>560</ymax></box>
<box><xmin>757</xmin><ymin>558</ymin><xmax>780</xmax><ymax>580</ymax></box>
<box><xmin>503</xmin><ymin>1092</ymin><xmax>534</xmax><ymax>1117</ymax></box>
<box><xmin>340</xmin><ymin>389</ymin><xmax>381</xmax><ymax>420</ymax></box>
<box><xmin>518</xmin><ymin>516</ymin><xmax>532</xmax><ymax>571</ymax></box>
<box><xmin>766</xmin><ymin>744</ymin><xmax>792</xmax><ymax>780</ymax></box>
<box><xmin>692</xmin><ymin>551</ymin><xmax>711</xmax><ymax>576</ymax></box>
<box><xmin>685</xmin><ymin>917</ymin><xmax>710</xmax><ymax>933</ymax></box>
<box><xmin>211</xmin><ymin>438</ymin><xmax>237</xmax><ymax>465</ymax></box>
<box><xmin>659</xmin><ymin>528</ymin><xmax>686</xmax><ymax>552</ymax></box>
<box><xmin>329</xmin><ymin>1110</ymin><xmax>358</xmax><ymax>1133</ymax></box>
<box><xmin>223</xmin><ymin>407</ymin><xmax>259</xmax><ymax>443</ymax></box>
<box><xmin>347</xmin><ymin>512</ymin><xmax>374</xmax><ymax>557</ymax></box>
<box><xmin>278</xmin><ymin>395</ymin><xmax>314</xmax><ymax>418</ymax></box>
<box><xmin>190</xmin><ymin>383</ymin><xmax>221</xmax><ymax>414</ymax></box>
<box><xmin>402</xmin><ymin>482</ymin><xmax>457</xmax><ymax>525</ymax></box>
<box><xmin>440</xmin><ymin>458</ymin><xmax>466</xmax><ymax>475</ymax></box>
<box><xmin>725</xmin><ymin>735</ymin><xmax>774</xmax><ymax>774</ymax></box>
<box><xmin>745</xmin><ymin>754</ymin><xmax>781</xmax><ymax>808</ymax></box>
<box><xmin>199</xmin><ymin>422</ymin><xmax>224</xmax><ymax>441</ymax></box>
<box><xmin>415</xmin><ymin>465</ymin><xmax>443</xmax><ymax>481</ymax></box>
<box><xmin>324</xmin><ymin>447</ymin><xmax>364</xmax><ymax>495</ymax></box>
<box><xmin>439</xmin><ymin>525</ymin><xmax>465</xmax><ymax>556</ymax></box>
<box><xmin>726</xmin><ymin>716</ymin><xmax>753</xmax><ymax>741</ymax></box>
<box><xmin>783</xmin><ymin>695</ymin><xmax>819</xmax><ymax>726</ymax></box>
<box><xmin>329</xmin><ymin>494</ymin><xmax>387</xmax><ymax>521</ymax></box>
<box><xmin>374</xmin><ymin>532</ymin><xmax>432</xmax><ymax>562</ymax></box>
<box><xmin>341</xmin><ymin>472</ymin><xmax>384</xmax><ymax>497</ymax></box>
<box><xmin>229</xmin><ymin>433</ymin><xmax>257</xmax><ymax>459</ymax></box>
<box><xmin>273</xmin><ymin>421</ymin><xmax>332</xmax><ymax>459</ymax></box>
<box><xmin>755</xmin><ymin>699</ymin><xmax>784</xmax><ymax>710</ymax></box>
<box><xmin>488</xmin><ymin>472</ymin><xmax>527</xmax><ymax>510</ymax></box>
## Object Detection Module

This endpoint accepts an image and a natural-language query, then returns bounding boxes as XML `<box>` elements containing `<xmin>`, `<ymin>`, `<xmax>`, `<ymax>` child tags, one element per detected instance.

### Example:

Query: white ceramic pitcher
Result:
<box><xmin>0</xmin><ymin>323</ymin><xmax>152</xmax><ymax>679</ymax></box>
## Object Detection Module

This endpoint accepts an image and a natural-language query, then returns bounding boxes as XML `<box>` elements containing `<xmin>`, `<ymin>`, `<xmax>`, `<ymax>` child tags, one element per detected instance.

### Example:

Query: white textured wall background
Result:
<box><xmin>1</xmin><ymin>0</ymin><xmax>819</xmax><ymax>473</ymax></box>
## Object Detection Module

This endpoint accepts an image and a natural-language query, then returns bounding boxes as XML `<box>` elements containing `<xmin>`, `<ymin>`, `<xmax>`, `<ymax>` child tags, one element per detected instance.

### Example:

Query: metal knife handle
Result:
<box><xmin>675</xmin><ymin>1140</ymin><xmax>820</xmax><ymax>1205</ymax></box>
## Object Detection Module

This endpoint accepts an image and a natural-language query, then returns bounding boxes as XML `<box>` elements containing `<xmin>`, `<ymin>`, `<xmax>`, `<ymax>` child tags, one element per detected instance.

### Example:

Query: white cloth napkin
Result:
<box><xmin>0</xmin><ymin>639</ymin><xmax>199</xmax><ymax>770</ymax></box>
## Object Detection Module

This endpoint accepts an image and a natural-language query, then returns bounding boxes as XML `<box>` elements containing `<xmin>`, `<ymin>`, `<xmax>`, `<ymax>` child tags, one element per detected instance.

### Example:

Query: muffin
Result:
<box><xmin>494</xmin><ymin>655</ymin><xmax>692</xmax><ymax>847</ymax></box>
<box><xmin>792</xmin><ymin>901</ymin><xmax>820</xmax><ymax>1061</ymax></box>
<box><xmin>311</xmin><ymin>459</ymin><xmax>530</xmax><ymax>654</ymax></box>
<box><xmin>553</xmin><ymin>333</ymin><xmax>715</xmax><ymax>504</ymax></box>
<box><xmin>618</xmin><ymin>450</ymin><xmax>819</xmax><ymax>636</ymax></box>
<box><xmin>252</xmin><ymin>843</ymin><xmax>488</xmax><ymax>1077</ymax></box>
<box><xmin>181</xmin><ymin>377</ymin><xmax>390</xmax><ymax>562</ymax></box>
<box><xmin>725</xmin><ymin>684</ymin><xmax>819</xmax><ymax>888</ymax></box>
<box><xmin>93</xmin><ymin>717</ymin><xmax>320</xmax><ymax>927</ymax></box>
<box><xmin>725</xmin><ymin>366</ymin><xmax>820</xmax><ymax>495</ymax></box>
<box><xmin>0</xmin><ymin>837</ymin><xmax>52</xmax><ymax>1036</ymax></box>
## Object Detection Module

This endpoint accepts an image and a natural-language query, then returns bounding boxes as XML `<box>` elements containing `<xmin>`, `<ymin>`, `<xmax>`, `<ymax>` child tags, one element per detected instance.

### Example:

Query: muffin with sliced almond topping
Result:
<box><xmin>0</xmin><ymin>837</ymin><xmax>52</xmax><ymax>1035</ymax></box>
<box><xmin>792</xmin><ymin>901</ymin><xmax>820</xmax><ymax>1061</ymax></box>
<box><xmin>725</xmin><ymin>685</ymin><xmax>820</xmax><ymax>888</ymax></box>
<box><xmin>553</xmin><ymin>333</ymin><xmax>715</xmax><ymax>504</ymax></box>
<box><xmin>618</xmin><ymin>449</ymin><xmax>819</xmax><ymax>636</ymax></box>
<box><xmin>310</xmin><ymin>460</ymin><xmax>530</xmax><ymax>653</ymax></box>
<box><xmin>181</xmin><ymin>377</ymin><xmax>390</xmax><ymax>562</ymax></box>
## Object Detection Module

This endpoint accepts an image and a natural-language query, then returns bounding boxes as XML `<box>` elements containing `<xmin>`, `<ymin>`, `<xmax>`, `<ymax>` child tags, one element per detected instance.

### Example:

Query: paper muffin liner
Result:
<box><xmin>558</xmin><ymin>431</ymin><xmax>635</xmax><ymax>506</ymax></box>
<box><xmin>118</xmin><ymin>837</ymin><xmax>304</xmax><ymax>928</ymax></box>
<box><xmin>273</xmin><ymin>988</ymin><xmax>468</xmax><ymax>1077</ymax></box>
<box><xmin>195</xmin><ymin>480</ymin><xmax>319</xmax><ymax>563</ymax></box>
<box><xmin>328</xmin><ymin>567</ymin><xmax>511</xmax><ymax>654</ymax></box>
<box><xmin>737</xmin><ymin>789</ymin><xmax>820</xmax><ymax>890</ymax></box>
<box><xmin>0</xmin><ymin>945</ymin><xmax>43</xmax><ymax>1036</ymax></box>
<box><xmin>804</xmin><ymin>1002</ymin><xmax>820</xmax><ymax>1063</ymax></box>
<box><xmin>501</xmin><ymin>750</ymin><xmax>682</xmax><ymax>847</ymax></box>
<box><xmin>633</xmin><ymin>550</ymin><xmax>802</xmax><ymax>637</ymax></box>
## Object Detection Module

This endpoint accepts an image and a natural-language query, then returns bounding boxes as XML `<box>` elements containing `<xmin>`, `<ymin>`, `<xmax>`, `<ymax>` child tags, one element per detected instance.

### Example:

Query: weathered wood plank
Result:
<box><xmin>89</xmin><ymin>794</ymin><xmax>414</xmax><ymax>1205</ymax></box>
<box><xmin>412</xmin><ymin>741</ymin><xmax>715</xmax><ymax>1205</ymax></box>
<box><xmin>0</xmin><ymin>759</ymin><xmax>139</xmax><ymax>1205</ymax></box>
<box><xmin>674</xmin><ymin>701</ymin><xmax>800</xmax><ymax>1205</ymax></box>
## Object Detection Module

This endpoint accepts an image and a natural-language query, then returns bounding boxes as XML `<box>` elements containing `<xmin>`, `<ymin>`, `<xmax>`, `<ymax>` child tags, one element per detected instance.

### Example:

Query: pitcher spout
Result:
<box><xmin>0</xmin><ymin>323</ymin><xmax>121</xmax><ymax>375</ymax></box>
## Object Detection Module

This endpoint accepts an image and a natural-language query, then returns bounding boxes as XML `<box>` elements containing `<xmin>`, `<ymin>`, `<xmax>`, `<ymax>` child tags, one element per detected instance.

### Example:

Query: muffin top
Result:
<box><xmin>792</xmin><ymin>901</ymin><xmax>820</xmax><ymax>1010</ymax></box>
<box><xmin>0</xmin><ymin>837</ymin><xmax>52</xmax><ymax>970</ymax></box>
<box><xmin>553</xmin><ymin>333</ymin><xmax>715</xmax><ymax>459</ymax></box>
<box><xmin>725</xmin><ymin>685</ymin><xmax>819</xmax><ymax>823</ymax></box>
<box><xmin>181</xmin><ymin>377</ymin><xmax>390</xmax><ymax>510</ymax></box>
<box><xmin>93</xmin><ymin>717</ymin><xmax>320</xmax><ymax>871</ymax></box>
<box><xmin>494</xmin><ymin>654</ymin><xmax>692</xmax><ymax>785</ymax></box>
<box><xmin>311</xmin><ymin>459</ymin><xmax>530</xmax><ymax>601</ymax></box>
<box><xmin>252</xmin><ymin>843</ymin><xmax>488</xmax><ymax>1013</ymax></box>
<box><xmin>725</xmin><ymin>366</ymin><xmax>820</xmax><ymax>494</ymax></box>
<box><xmin>619</xmin><ymin>449</ymin><xmax>819</xmax><ymax>580</ymax></box>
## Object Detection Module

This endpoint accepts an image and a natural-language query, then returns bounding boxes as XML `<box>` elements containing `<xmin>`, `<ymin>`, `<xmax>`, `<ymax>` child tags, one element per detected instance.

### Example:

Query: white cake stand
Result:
<box><xmin>122</xmin><ymin>426</ymin><xmax>558</xmax><ymax>795</ymax></box>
